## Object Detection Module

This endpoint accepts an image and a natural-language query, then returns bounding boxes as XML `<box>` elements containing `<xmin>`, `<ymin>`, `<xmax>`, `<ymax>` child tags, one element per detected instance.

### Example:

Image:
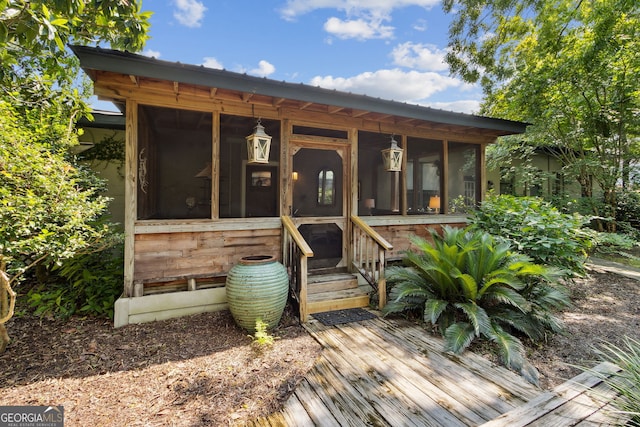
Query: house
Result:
<box><xmin>72</xmin><ymin>45</ymin><xmax>527</xmax><ymax>328</ymax></box>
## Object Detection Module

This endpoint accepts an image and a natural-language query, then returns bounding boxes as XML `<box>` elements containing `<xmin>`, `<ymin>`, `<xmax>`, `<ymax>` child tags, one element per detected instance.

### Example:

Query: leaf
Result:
<box><xmin>455</xmin><ymin>302</ymin><xmax>491</xmax><ymax>336</ymax></box>
<box><xmin>444</xmin><ymin>322</ymin><xmax>476</xmax><ymax>354</ymax></box>
<box><xmin>423</xmin><ymin>299</ymin><xmax>449</xmax><ymax>325</ymax></box>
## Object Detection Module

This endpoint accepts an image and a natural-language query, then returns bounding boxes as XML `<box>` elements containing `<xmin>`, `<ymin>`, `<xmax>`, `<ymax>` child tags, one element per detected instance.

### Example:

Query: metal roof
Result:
<box><xmin>71</xmin><ymin>45</ymin><xmax>528</xmax><ymax>135</ymax></box>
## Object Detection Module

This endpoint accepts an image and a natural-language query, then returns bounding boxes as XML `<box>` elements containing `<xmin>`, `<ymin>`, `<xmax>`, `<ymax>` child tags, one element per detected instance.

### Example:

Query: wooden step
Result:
<box><xmin>307</xmin><ymin>273</ymin><xmax>358</xmax><ymax>295</ymax></box>
<box><xmin>306</xmin><ymin>284</ymin><xmax>370</xmax><ymax>314</ymax></box>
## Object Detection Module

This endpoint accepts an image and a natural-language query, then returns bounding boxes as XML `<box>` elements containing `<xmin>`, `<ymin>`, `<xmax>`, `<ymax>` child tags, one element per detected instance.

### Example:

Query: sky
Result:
<box><xmin>93</xmin><ymin>0</ymin><xmax>483</xmax><ymax>115</ymax></box>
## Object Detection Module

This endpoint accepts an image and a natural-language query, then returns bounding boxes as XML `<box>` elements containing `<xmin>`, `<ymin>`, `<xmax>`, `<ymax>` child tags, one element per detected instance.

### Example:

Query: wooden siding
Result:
<box><xmin>372</xmin><ymin>221</ymin><xmax>466</xmax><ymax>259</ymax></box>
<box><xmin>133</xmin><ymin>228</ymin><xmax>281</xmax><ymax>281</ymax></box>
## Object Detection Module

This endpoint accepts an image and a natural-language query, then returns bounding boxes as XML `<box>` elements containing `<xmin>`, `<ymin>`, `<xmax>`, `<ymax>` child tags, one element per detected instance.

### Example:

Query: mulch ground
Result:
<box><xmin>1</xmin><ymin>266</ymin><xmax>639</xmax><ymax>425</ymax></box>
<box><xmin>0</xmin><ymin>305</ymin><xmax>321</xmax><ymax>426</ymax></box>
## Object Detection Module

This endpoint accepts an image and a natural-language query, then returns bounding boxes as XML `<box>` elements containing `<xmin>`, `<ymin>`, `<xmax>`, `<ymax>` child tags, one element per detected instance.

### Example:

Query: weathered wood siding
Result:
<box><xmin>134</xmin><ymin>228</ymin><xmax>281</xmax><ymax>281</ymax></box>
<box><xmin>372</xmin><ymin>222</ymin><xmax>466</xmax><ymax>259</ymax></box>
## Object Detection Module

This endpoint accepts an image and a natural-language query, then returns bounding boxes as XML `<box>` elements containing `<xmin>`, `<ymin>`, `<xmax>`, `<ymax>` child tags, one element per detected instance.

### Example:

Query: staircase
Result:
<box><xmin>306</xmin><ymin>268</ymin><xmax>370</xmax><ymax>315</ymax></box>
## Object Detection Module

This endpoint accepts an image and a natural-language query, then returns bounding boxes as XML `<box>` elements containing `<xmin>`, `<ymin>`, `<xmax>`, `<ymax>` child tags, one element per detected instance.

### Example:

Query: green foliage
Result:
<box><xmin>0</xmin><ymin>1</ymin><xmax>151</xmax><ymax>65</ymax></box>
<box><xmin>469</xmin><ymin>194</ymin><xmax>592</xmax><ymax>277</ymax></box>
<box><xmin>250</xmin><ymin>319</ymin><xmax>278</xmax><ymax>351</ymax></box>
<box><xmin>444</xmin><ymin>0</ymin><xmax>640</xmax><ymax>231</ymax></box>
<box><xmin>0</xmin><ymin>101</ymin><xmax>109</xmax><ymax>278</ymax></box>
<box><xmin>384</xmin><ymin>226</ymin><xmax>569</xmax><ymax>383</ymax></box>
<box><xmin>25</xmin><ymin>236</ymin><xmax>124</xmax><ymax>319</ymax></box>
<box><xmin>587</xmin><ymin>337</ymin><xmax>640</xmax><ymax>425</ymax></box>
<box><xmin>78</xmin><ymin>132</ymin><xmax>125</xmax><ymax>168</ymax></box>
<box><xmin>616</xmin><ymin>190</ymin><xmax>640</xmax><ymax>234</ymax></box>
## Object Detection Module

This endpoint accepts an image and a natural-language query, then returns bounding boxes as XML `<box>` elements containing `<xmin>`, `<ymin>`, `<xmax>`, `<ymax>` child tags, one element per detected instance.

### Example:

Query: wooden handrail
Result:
<box><xmin>350</xmin><ymin>215</ymin><xmax>393</xmax><ymax>309</ymax></box>
<box><xmin>281</xmin><ymin>216</ymin><xmax>314</xmax><ymax>257</ymax></box>
<box><xmin>350</xmin><ymin>215</ymin><xmax>393</xmax><ymax>250</ymax></box>
<box><xmin>281</xmin><ymin>215</ymin><xmax>313</xmax><ymax>322</ymax></box>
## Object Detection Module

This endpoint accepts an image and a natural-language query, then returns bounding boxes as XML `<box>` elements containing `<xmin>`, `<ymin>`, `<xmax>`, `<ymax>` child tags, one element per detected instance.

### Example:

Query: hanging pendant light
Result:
<box><xmin>381</xmin><ymin>135</ymin><xmax>403</xmax><ymax>172</ymax></box>
<box><xmin>246</xmin><ymin>118</ymin><xmax>272</xmax><ymax>164</ymax></box>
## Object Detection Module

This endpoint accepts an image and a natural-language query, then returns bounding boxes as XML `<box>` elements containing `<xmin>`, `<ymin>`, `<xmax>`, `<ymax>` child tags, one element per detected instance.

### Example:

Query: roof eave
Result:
<box><xmin>71</xmin><ymin>45</ymin><xmax>528</xmax><ymax>135</ymax></box>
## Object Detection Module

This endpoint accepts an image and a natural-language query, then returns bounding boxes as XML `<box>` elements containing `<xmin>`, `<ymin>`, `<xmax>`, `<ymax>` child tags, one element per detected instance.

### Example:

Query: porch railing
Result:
<box><xmin>281</xmin><ymin>215</ymin><xmax>314</xmax><ymax>322</ymax></box>
<box><xmin>350</xmin><ymin>215</ymin><xmax>393</xmax><ymax>309</ymax></box>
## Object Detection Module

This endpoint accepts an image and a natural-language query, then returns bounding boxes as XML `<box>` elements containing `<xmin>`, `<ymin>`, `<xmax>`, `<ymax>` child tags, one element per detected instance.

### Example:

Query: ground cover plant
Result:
<box><xmin>587</xmin><ymin>337</ymin><xmax>640</xmax><ymax>425</ymax></box>
<box><xmin>383</xmin><ymin>226</ymin><xmax>569</xmax><ymax>383</ymax></box>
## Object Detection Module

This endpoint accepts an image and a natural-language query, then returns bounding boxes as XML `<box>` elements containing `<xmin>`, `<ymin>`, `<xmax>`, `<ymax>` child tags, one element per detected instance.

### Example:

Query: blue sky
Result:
<box><xmin>94</xmin><ymin>0</ymin><xmax>483</xmax><ymax>114</ymax></box>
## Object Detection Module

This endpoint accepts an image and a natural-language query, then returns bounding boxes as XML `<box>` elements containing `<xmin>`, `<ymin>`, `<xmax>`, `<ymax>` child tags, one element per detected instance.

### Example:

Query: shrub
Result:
<box><xmin>383</xmin><ymin>226</ymin><xmax>569</xmax><ymax>384</ymax></box>
<box><xmin>26</xmin><ymin>236</ymin><xmax>124</xmax><ymax>319</ymax></box>
<box><xmin>469</xmin><ymin>194</ymin><xmax>592</xmax><ymax>277</ymax></box>
<box><xmin>616</xmin><ymin>190</ymin><xmax>640</xmax><ymax>233</ymax></box>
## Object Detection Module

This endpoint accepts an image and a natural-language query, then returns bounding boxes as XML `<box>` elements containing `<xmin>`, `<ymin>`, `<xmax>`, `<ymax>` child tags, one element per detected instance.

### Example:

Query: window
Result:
<box><xmin>406</xmin><ymin>137</ymin><xmax>443</xmax><ymax>214</ymax></box>
<box><xmin>219</xmin><ymin>114</ymin><xmax>280</xmax><ymax>218</ymax></box>
<box><xmin>137</xmin><ymin>105</ymin><xmax>212</xmax><ymax>220</ymax></box>
<box><xmin>357</xmin><ymin>131</ymin><xmax>401</xmax><ymax>216</ymax></box>
<box><xmin>317</xmin><ymin>169</ymin><xmax>335</xmax><ymax>205</ymax></box>
<box><xmin>448</xmin><ymin>142</ymin><xmax>480</xmax><ymax>211</ymax></box>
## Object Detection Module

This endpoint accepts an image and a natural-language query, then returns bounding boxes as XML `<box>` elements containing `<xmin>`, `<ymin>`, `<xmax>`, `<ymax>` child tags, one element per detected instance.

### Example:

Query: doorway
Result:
<box><xmin>291</xmin><ymin>146</ymin><xmax>347</xmax><ymax>270</ymax></box>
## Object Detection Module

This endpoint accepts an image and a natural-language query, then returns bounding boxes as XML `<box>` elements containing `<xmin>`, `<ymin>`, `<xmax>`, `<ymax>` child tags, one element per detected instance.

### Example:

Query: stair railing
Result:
<box><xmin>350</xmin><ymin>215</ymin><xmax>393</xmax><ymax>309</ymax></box>
<box><xmin>281</xmin><ymin>216</ymin><xmax>314</xmax><ymax>322</ymax></box>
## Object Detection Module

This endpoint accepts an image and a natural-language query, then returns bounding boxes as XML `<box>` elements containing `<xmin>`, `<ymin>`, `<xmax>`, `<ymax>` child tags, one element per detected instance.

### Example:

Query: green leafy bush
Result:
<box><xmin>26</xmin><ymin>236</ymin><xmax>124</xmax><ymax>319</ymax></box>
<box><xmin>469</xmin><ymin>194</ymin><xmax>592</xmax><ymax>277</ymax></box>
<box><xmin>616</xmin><ymin>190</ymin><xmax>640</xmax><ymax>234</ymax></box>
<box><xmin>384</xmin><ymin>226</ymin><xmax>569</xmax><ymax>384</ymax></box>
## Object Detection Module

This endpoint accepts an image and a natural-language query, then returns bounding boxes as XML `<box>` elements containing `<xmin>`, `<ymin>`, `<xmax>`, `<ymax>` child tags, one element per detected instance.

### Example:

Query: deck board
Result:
<box><xmin>254</xmin><ymin>313</ymin><xmax>622</xmax><ymax>426</ymax></box>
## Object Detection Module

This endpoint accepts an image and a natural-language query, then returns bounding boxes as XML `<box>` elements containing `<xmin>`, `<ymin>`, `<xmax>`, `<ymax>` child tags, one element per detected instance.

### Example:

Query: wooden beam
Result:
<box><xmin>242</xmin><ymin>92</ymin><xmax>254</xmax><ymax>103</ymax></box>
<box><xmin>351</xmin><ymin>109</ymin><xmax>369</xmax><ymax>118</ymax></box>
<box><xmin>273</xmin><ymin>97</ymin><xmax>286</xmax><ymax>106</ymax></box>
<box><xmin>299</xmin><ymin>101</ymin><xmax>313</xmax><ymax>110</ymax></box>
<box><xmin>209</xmin><ymin>88</ymin><xmax>218</xmax><ymax>98</ymax></box>
<box><xmin>129</xmin><ymin>75</ymin><xmax>139</xmax><ymax>86</ymax></box>
<box><xmin>328</xmin><ymin>106</ymin><xmax>345</xmax><ymax>114</ymax></box>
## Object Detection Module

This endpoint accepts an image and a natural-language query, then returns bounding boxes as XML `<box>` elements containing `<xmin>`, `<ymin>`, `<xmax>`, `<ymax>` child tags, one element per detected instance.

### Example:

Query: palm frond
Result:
<box><xmin>451</xmin><ymin>271</ymin><xmax>479</xmax><ymax>300</ymax></box>
<box><xmin>424</xmin><ymin>298</ymin><xmax>449</xmax><ymax>325</ymax></box>
<box><xmin>487</xmin><ymin>322</ymin><xmax>525</xmax><ymax>373</ymax></box>
<box><xmin>454</xmin><ymin>302</ymin><xmax>491</xmax><ymax>336</ymax></box>
<box><xmin>482</xmin><ymin>285</ymin><xmax>528</xmax><ymax>310</ymax></box>
<box><xmin>444</xmin><ymin>322</ymin><xmax>476</xmax><ymax>354</ymax></box>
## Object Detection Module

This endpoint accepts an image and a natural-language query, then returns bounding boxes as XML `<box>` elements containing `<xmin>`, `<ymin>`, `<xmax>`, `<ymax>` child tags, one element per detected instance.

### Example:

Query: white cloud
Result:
<box><xmin>173</xmin><ymin>0</ymin><xmax>206</xmax><ymax>28</ymax></box>
<box><xmin>280</xmin><ymin>0</ymin><xmax>439</xmax><ymax>20</ymax></box>
<box><xmin>202</xmin><ymin>57</ymin><xmax>223</xmax><ymax>69</ymax></box>
<box><xmin>412</xmin><ymin>18</ymin><xmax>428</xmax><ymax>32</ymax></box>
<box><xmin>391</xmin><ymin>42</ymin><xmax>448</xmax><ymax>72</ymax></box>
<box><xmin>249</xmin><ymin>60</ymin><xmax>276</xmax><ymax>77</ymax></box>
<box><xmin>141</xmin><ymin>49</ymin><xmax>161</xmax><ymax>58</ymax></box>
<box><xmin>310</xmin><ymin>68</ymin><xmax>463</xmax><ymax>104</ymax></box>
<box><xmin>324</xmin><ymin>17</ymin><xmax>394</xmax><ymax>40</ymax></box>
<box><xmin>280</xmin><ymin>0</ymin><xmax>439</xmax><ymax>40</ymax></box>
<box><xmin>427</xmin><ymin>100</ymin><xmax>481</xmax><ymax>114</ymax></box>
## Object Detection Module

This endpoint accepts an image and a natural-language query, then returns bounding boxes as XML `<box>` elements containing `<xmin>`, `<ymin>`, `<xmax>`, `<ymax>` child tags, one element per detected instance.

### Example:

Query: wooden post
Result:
<box><xmin>377</xmin><ymin>248</ymin><xmax>386</xmax><ymax>309</ymax></box>
<box><xmin>299</xmin><ymin>255</ymin><xmax>308</xmax><ymax>322</ymax></box>
<box><xmin>124</xmin><ymin>99</ymin><xmax>138</xmax><ymax>297</ymax></box>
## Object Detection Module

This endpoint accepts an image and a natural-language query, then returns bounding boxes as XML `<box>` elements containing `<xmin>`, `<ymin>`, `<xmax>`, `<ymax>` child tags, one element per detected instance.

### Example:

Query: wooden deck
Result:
<box><xmin>248</xmin><ymin>313</ymin><xmax>625</xmax><ymax>427</ymax></box>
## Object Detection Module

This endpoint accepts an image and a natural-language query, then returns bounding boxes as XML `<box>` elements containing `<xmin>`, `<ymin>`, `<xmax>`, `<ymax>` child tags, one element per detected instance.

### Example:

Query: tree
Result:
<box><xmin>444</xmin><ymin>0</ymin><xmax>640</xmax><ymax>231</ymax></box>
<box><xmin>0</xmin><ymin>1</ymin><xmax>151</xmax><ymax>352</ymax></box>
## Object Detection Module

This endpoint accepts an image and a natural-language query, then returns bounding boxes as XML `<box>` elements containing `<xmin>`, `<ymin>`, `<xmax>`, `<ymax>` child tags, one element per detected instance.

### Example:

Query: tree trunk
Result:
<box><xmin>1</xmin><ymin>269</ymin><xmax>16</xmax><ymax>354</ymax></box>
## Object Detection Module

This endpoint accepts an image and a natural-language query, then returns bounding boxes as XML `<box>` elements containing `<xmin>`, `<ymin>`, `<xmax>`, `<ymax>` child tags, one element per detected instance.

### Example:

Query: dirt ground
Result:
<box><xmin>1</xmin><ymin>266</ymin><xmax>639</xmax><ymax>426</ymax></box>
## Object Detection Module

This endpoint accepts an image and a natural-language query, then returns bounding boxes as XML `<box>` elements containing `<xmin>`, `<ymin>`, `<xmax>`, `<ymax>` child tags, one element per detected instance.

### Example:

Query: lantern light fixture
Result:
<box><xmin>246</xmin><ymin>118</ymin><xmax>272</xmax><ymax>164</ymax></box>
<box><xmin>381</xmin><ymin>135</ymin><xmax>403</xmax><ymax>172</ymax></box>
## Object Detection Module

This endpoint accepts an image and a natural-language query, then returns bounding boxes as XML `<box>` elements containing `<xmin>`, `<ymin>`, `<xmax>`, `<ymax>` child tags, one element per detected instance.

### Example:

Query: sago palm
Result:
<box><xmin>384</xmin><ymin>226</ymin><xmax>568</xmax><ymax>383</ymax></box>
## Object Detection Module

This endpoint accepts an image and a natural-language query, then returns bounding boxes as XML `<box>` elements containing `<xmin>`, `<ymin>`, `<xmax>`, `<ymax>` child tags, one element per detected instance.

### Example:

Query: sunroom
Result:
<box><xmin>72</xmin><ymin>45</ymin><xmax>527</xmax><ymax>327</ymax></box>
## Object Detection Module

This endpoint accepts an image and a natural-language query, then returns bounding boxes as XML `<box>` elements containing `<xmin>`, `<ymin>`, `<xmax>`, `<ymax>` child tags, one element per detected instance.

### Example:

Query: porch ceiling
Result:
<box><xmin>71</xmin><ymin>45</ymin><xmax>528</xmax><ymax>139</ymax></box>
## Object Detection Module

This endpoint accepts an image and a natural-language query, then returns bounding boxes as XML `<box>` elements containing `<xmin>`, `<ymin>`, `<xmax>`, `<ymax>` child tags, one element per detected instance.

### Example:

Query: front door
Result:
<box><xmin>291</xmin><ymin>145</ymin><xmax>347</xmax><ymax>270</ymax></box>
